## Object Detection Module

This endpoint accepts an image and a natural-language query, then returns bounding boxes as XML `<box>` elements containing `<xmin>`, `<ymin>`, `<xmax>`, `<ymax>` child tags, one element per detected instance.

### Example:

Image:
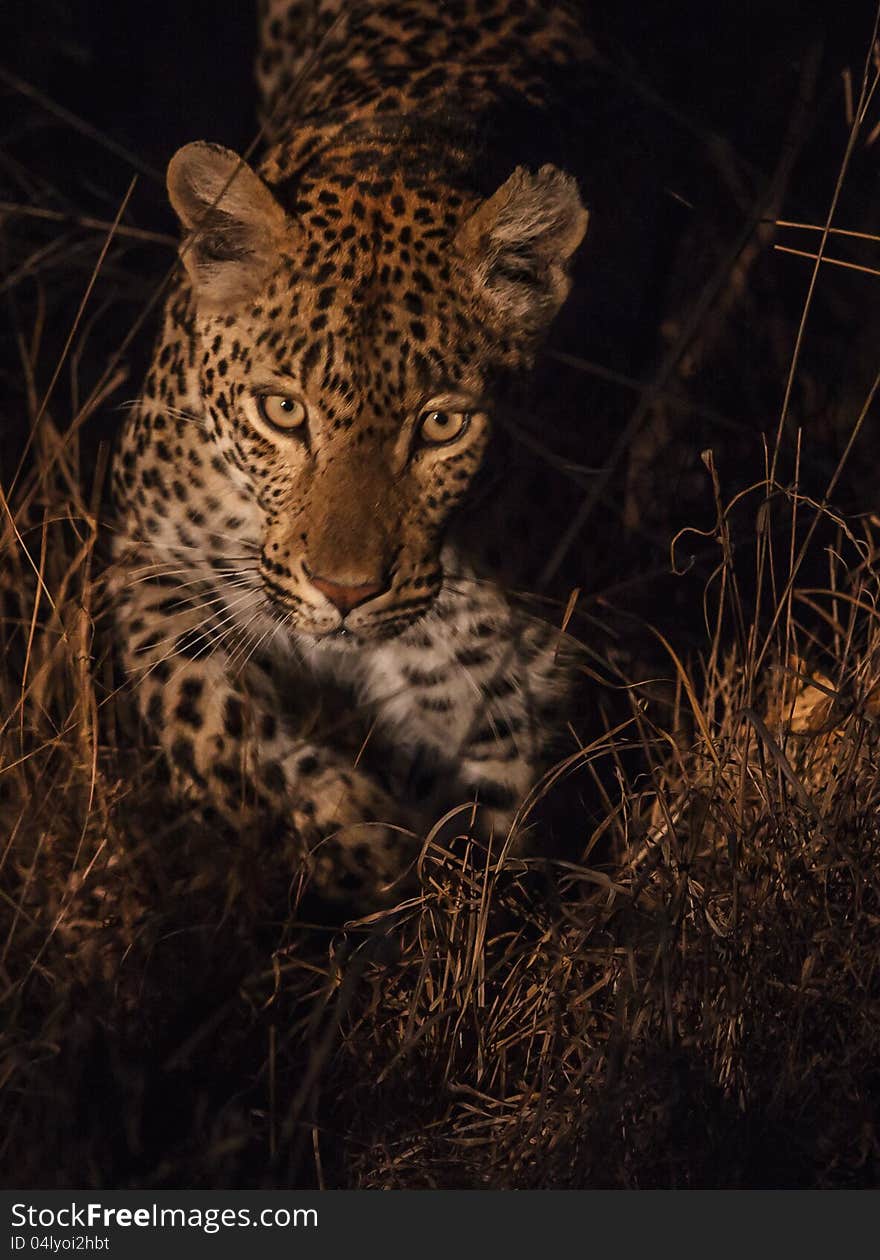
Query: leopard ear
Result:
<box><xmin>456</xmin><ymin>165</ymin><xmax>588</xmax><ymax>334</ymax></box>
<box><xmin>166</xmin><ymin>142</ymin><xmax>288</xmax><ymax>306</ymax></box>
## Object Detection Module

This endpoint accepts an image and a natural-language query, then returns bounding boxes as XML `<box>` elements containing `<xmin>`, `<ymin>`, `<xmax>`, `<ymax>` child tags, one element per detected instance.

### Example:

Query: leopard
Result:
<box><xmin>111</xmin><ymin>0</ymin><xmax>592</xmax><ymax>905</ymax></box>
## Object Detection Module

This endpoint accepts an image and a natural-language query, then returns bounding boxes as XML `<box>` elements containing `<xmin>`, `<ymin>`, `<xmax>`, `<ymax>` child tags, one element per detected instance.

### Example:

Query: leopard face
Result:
<box><xmin>166</xmin><ymin>141</ymin><xmax>587</xmax><ymax>642</ymax></box>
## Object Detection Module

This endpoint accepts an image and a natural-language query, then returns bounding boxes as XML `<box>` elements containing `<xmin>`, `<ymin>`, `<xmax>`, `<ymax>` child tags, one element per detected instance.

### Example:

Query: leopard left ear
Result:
<box><xmin>456</xmin><ymin>165</ymin><xmax>588</xmax><ymax>334</ymax></box>
<box><xmin>167</xmin><ymin>141</ymin><xmax>288</xmax><ymax>306</ymax></box>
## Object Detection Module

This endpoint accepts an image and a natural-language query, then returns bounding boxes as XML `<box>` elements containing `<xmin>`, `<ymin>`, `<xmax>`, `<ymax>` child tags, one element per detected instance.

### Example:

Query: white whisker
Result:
<box><xmin>128</xmin><ymin>587</ymin><xmax>262</xmax><ymax>672</ymax></box>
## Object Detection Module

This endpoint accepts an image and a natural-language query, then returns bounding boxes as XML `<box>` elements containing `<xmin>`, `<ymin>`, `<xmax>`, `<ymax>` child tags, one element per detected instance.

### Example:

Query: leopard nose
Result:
<box><xmin>306</xmin><ymin>569</ymin><xmax>387</xmax><ymax>615</ymax></box>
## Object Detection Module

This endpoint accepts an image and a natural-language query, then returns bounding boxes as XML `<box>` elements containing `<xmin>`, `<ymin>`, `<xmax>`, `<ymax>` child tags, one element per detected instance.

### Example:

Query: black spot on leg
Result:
<box><xmin>353</xmin><ymin>843</ymin><xmax>375</xmax><ymax>870</ymax></box>
<box><xmin>175</xmin><ymin>676</ymin><xmax>205</xmax><ymax>729</ymax></box>
<box><xmin>213</xmin><ymin>762</ymin><xmax>240</xmax><ymax>786</ymax></box>
<box><xmin>262</xmin><ymin>760</ymin><xmax>287</xmax><ymax>795</ymax></box>
<box><xmin>174</xmin><ymin>629</ymin><xmax>210</xmax><ymax>659</ymax></box>
<box><xmin>224</xmin><ymin>695</ymin><xmax>244</xmax><ymax>737</ymax></box>
<box><xmin>457</xmin><ymin>646</ymin><xmax>492</xmax><ymax>668</ymax></box>
<box><xmin>171</xmin><ymin>736</ymin><xmax>205</xmax><ymax>786</ymax></box>
<box><xmin>418</xmin><ymin>695</ymin><xmax>453</xmax><ymax>713</ymax></box>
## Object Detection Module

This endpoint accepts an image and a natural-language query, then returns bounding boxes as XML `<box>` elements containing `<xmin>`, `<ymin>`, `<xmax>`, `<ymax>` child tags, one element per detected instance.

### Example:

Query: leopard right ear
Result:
<box><xmin>166</xmin><ymin>142</ymin><xmax>288</xmax><ymax>306</ymax></box>
<box><xmin>456</xmin><ymin>165</ymin><xmax>588</xmax><ymax>336</ymax></box>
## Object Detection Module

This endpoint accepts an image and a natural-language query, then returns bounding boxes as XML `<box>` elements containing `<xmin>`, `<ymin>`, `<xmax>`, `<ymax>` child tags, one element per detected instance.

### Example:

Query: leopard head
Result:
<box><xmin>167</xmin><ymin>141</ymin><xmax>587</xmax><ymax>640</ymax></box>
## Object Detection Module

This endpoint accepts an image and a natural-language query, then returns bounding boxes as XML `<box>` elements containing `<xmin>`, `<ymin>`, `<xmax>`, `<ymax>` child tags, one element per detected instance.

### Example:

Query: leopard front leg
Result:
<box><xmin>364</xmin><ymin>585</ymin><xmax>570</xmax><ymax>858</ymax></box>
<box><xmin>114</xmin><ymin>557</ymin><xmax>413</xmax><ymax>903</ymax></box>
<box><xmin>448</xmin><ymin>615</ymin><xmax>565</xmax><ymax>854</ymax></box>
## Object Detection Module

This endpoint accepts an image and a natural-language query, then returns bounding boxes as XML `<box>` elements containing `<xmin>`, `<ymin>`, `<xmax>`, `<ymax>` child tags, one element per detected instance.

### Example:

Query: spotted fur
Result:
<box><xmin>111</xmin><ymin>0</ymin><xmax>590</xmax><ymax>902</ymax></box>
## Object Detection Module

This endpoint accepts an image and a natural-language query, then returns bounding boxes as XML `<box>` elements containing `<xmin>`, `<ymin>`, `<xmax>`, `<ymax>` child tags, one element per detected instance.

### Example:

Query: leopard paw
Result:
<box><xmin>291</xmin><ymin>764</ymin><xmax>415</xmax><ymax>902</ymax></box>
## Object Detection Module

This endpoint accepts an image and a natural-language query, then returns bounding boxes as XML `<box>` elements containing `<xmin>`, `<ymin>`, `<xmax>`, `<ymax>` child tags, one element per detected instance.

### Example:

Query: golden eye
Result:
<box><xmin>256</xmin><ymin>394</ymin><xmax>308</xmax><ymax>432</ymax></box>
<box><xmin>418</xmin><ymin>408</ymin><xmax>470</xmax><ymax>446</ymax></box>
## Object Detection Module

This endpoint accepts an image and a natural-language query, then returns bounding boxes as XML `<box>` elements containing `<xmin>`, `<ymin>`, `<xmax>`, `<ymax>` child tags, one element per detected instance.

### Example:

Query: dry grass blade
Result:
<box><xmin>774</xmin><ymin>243</ymin><xmax>880</xmax><ymax>280</ymax></box>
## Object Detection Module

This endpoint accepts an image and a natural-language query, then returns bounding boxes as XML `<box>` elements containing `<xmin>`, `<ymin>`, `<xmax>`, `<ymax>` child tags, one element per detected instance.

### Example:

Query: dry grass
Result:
<box><xmin>4</xmin><ymin>9</ymin><xmax>880</xmax><ymax>1189</ymax></box>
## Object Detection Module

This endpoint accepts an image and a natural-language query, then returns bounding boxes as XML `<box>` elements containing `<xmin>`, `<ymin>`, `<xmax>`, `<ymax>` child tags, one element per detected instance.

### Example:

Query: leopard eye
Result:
<box><xmin>256</xmin><ymin>394</ymin><xmax>308</xmax><ymax>433</ymax></box>
<box><xmin>417</xmin><ymin>408</ymin><xmax>470</xmax><ymax>446</ymax></box>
